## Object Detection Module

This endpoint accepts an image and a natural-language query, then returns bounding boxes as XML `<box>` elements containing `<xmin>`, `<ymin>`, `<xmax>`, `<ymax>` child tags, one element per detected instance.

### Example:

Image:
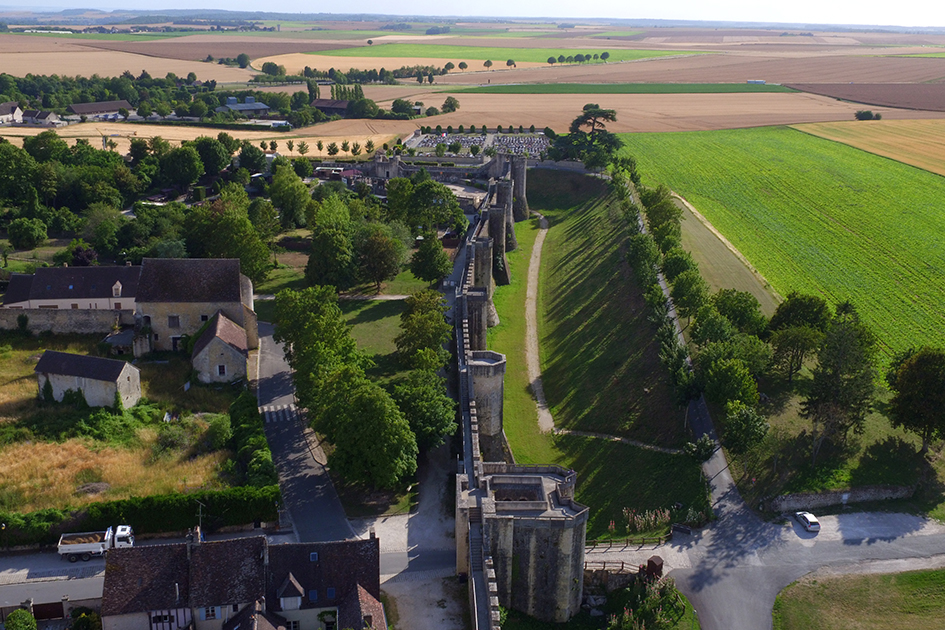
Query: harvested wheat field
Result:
<box><xmin>434</xmin><ymin>53</ymin><xmax>945</xmax><ymax>86</ymax></box>
<box><xmin>71</xmin><ymin>35</ymin><xmax>358</xmax><ymax>62</ymax></box>
<box><xmin>794</xmin><ymin>119</ymin><xmax>945</xmax><ymax>177</ymax></box>
<box><xmin>0</xmin><ymin>120</ymin><xmax>417</xmax><ymax>156</ymax></box>
<box><xmin>0</xmin><ymin>49</ymin><xmax>255</xmax><ymax>81</ymax></box>
<box><xmin>0</xmin><ymin>438</ymin><xmax>229</xmax><ymax>512</ymax></box>
<box><xmin>430</xmin><ymin>92</ymin><xmax>945</xmax><ymax>133</ymax></box>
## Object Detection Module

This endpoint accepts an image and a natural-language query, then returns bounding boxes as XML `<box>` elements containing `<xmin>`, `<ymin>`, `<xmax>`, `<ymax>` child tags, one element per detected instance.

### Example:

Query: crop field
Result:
<box><xmin>0</xmin><ymin>49</ymin><xmax>256</xmax><ymax>81</ymax></box>
<box><xmin>455</xmin><ymin>83</ymin><xmax>795</xmax><ymax>94</ymax></box>
<box><xmin>309</xmin><ymin>43</ymin><xmax>692</xmax><ymax>64</ymax></box>
<box><xmin>620</xmin><ymin>126</ymin><xmax>945</xmax><ymax>358</ymax></box>
<box><xmin>794</xmin><ymin>119</ymin><xmax>945</xmax><ymax>176</ymax></box>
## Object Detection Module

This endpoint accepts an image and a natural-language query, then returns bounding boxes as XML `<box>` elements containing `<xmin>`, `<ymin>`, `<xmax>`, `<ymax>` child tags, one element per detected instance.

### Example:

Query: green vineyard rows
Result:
<box><xmin>620</xmin><ymin>126</ymin><xmax>945</xmax><ymax>359</ymax></box>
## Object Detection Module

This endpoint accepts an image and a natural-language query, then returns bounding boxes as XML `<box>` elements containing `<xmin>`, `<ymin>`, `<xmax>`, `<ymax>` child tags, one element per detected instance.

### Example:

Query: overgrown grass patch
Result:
<box><xmin>773</xmin><ymin>569</ymin><xmax>945</xmax><ymax>630</ymax></box>
<box><xmin>138</xmin><ymin>355</ymin><xmax>238</xmax><ymax>413</ymax></box>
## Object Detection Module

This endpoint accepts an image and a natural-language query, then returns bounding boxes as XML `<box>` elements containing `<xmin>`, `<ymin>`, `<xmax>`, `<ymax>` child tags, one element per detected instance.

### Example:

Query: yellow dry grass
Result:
<box><xmin>255</xmin><ymin>52</ymin><xmax>546</xmax><ymax>75</ymax></box>
<box><xmin>0</xmin><ymin>50</ymin><xmax>255</xmax><ymax>81</ymax></box>
<box><xmin>0</xmin><ymin>437</ymin><xmax>229</xmax><ymax>512</ymax></box>
<box><xmin>793</xmin><ymin>119</ymin><xmax>945</xmax><ymax>177</ymax></box>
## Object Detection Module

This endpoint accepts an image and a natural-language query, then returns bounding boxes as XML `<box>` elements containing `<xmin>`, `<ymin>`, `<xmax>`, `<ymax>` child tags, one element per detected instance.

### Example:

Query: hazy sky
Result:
<box><xmin>10</xmin><ymin>0</ymin><xmax>945</xmax><ymax>29</ymax></box>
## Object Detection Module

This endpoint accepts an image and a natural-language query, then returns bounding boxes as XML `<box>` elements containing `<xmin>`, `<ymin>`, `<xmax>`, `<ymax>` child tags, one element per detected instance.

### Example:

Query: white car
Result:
<box><xmin>795</xmin><ymin>511</ymin><xmax>821</xmax><ymax>532</ymax></box>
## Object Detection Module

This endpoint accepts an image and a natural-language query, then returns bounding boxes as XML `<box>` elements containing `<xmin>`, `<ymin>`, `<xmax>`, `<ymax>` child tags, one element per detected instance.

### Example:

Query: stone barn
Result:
<box><xmin>191</xmin><ymin>311</ymin><xmax>249</xmax><ymax>384</ymax></box>
<box><xmin>35</xmin><ymin>350</ymin><xmax>141</xmax><ymax>408</ymax></box>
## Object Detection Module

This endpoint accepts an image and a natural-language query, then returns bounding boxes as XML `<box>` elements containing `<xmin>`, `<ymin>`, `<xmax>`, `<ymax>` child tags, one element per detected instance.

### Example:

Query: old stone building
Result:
<box><xmin>135</xmin><ymin>259</ymin><xmax>257</xmax><ymax>355</ymax></box>
<box><xmin>191</xmin><ymin>311</ymin><xmax>249</xmax><ymax>384</ymax></box>
<box><xmin>1</xmin><ymin>265</ymin><xmax>140</xmax><ymax>311</ymax></box>
<box><xmin>34</xmin><ymin>350</ymin><xmax>141</xmax><ymax>408</ymax></box>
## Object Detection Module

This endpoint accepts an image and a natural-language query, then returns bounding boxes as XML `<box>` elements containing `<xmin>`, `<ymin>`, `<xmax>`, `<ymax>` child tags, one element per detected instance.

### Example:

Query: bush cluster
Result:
<box><xmin>227</xmin><ymin>391</ymin><xmax>279</xmax><ymax>487</ymax></box>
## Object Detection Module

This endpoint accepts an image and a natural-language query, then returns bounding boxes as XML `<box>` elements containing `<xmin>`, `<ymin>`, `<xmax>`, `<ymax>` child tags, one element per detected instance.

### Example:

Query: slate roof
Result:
<box><xmin>310</xmin><ymin>99</ymin><xmax>349</xmax><ymax>113</ymax></box>
<box><xmin>190</xmin><ymin>537</ymin><xmax>266</xmax><ymax>607</ymax></box>
<box><xmin>67</xmin><ymin>100</ymin><xmax>133</xmax><ymax>115</ymax></box>
<box><xmin>24</xmin><ymin>265</ymin><xmax>141</xmax><ymax>302</ymax></box>
<box><xmin>222</xmin><ymin>602</ymin><xmax>287</xmax><ymax>630</ymax></box>
<box><xmin>34</xmin><ymin>350</ymin><xmax>134</xmax><ymax>382</ymax></box>
<box><xmin>266</xmin><ymin>538</ymin><xmax>381</xmax><ymax>613</ymax></box>
<box><xmin>137</xmin><ymin>258</ymin><xmax>243</xmax><ymax>304</ymax></box>
<box><xmin>0</xmin><ymin>101</ymin><xmax>20</xmax><ymax>116</ymax></box>
<box><xmin>192</xmin><ymin>311</ymin><xmax>248</xmax><ymax>359</ymax></box>
<box><xmin>2</xmin><ymin>273</ymin><xmax>33</xmax><ymax>306</ymax></box>
<box><xmin>101</xmin><ymin>544</ymin><xmax>190</xmax><ymax>616</ymax></box>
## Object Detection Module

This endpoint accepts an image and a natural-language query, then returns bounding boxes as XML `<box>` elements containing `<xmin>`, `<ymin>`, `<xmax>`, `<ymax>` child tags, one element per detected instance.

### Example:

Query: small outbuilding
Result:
<box><xmin>35</xmin><ymin>350</ymin><xmax>141</xmax><ymax>408</ymax></box>
<box><xmin>191</xmin><ymin>311</ymin><xmax>248</xmax><ymax>383</ymax></box>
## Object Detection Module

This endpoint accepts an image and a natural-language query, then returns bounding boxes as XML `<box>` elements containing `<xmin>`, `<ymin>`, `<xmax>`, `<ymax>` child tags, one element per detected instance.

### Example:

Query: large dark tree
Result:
<box><xmin>191</xmin><ymin>136</ymin><xmax>231</xmax><ymax>176</ymax></box>
<box><xmin>392</xmin><ymin>369</ymin><xmax>457</xmax><ymax>451</ymax></box>
<box><xmin>768</xmin><ymin>291</ymin><xmax>831</xmax><ymax>333</ymax></box>
<box><xmin>887</xmin><ymin>347</ymin><xmax>945</xmax><ymax>453</ymax></box>
<box><xmin>801</xmin><ymin>302</ymin><xmax>877</xmax><ymax>464</ymax></box>
<box><xmin>410</xmin><ymin>232</ymin><xmax>453</xmax><ymax>283</ymax></box>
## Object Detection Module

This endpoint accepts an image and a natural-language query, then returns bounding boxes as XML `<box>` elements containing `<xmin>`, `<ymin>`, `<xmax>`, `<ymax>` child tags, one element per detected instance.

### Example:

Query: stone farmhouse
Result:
<box><xmin>1</xmin><ymin>258</ymin><xmax>257</xmax><ymax>384</ymax></box>
<box><xmin>135</xmin><ymin>258</ymin><xmax>257</xmax><ymax>357</ymax></box>
<box><xmin>21</xmin><ymin>109</ymin><xmax>63</xmax><ymax>126</ymax></box>
<box><xmin>67</xmin><ymin>100</ymin><xmax>134</xmax><ymax>119</ymax></box>
<box><xmin>35</xmin><ymin>350</ymin><xmax>141</xmax><ymax>408</ymax></box>
<box><xmin>2</xmin><ymin>264</ymin><xmax>140</xmax><ymax>311</ymax></box>
<box><xmin>101</xmin><ymin>535</ymin><xmax>386</xmax><ymax>630</ymax></box>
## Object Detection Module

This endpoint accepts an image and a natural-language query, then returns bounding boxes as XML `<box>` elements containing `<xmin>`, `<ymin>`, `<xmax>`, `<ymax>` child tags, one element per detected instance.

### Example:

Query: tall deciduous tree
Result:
<box><xmin>768</xmin><ymin>291</ymin><xmax>831</xmax><ymax>333</ymax></box>
<box><xmin>355</xmin><ymin>223</ymin><xmax>405</xmax><ymax>292</ymax></box>
<box><xmin>410</xmin><ymin>232</ymin><xmax>452</xmax><ymax>282</ymax></box>
<box><xmin>887</xmin><ymin>347</ymin><xmax>945</xmax><ymax>453</ymax></box>
<box><xmin>160</xmin><ymin>145</ymin><xmax>203</xmax><ymax>189</ymax></box>
<box><xmin>713</xmin><ymin>288</ymin><xmax>767</xmax><ymax>336</ymax></box>
<box><xmin>392</xmin><ymin>369</ymin><xmax>457</xmax><ymax>451</ymax></box>
<box><xmin>704</xmin><ymin>358</ymin><xmax>759</xmax><ymax>407</ymax></box>
<box><xmin>670</xmin><ymin>268</ymin><xmax>709</xmax><ymax>324</ymax></box>
<box><xmin>396</xmin><ymin>290</ymin><xmax>451</xmax><ymax>369</ymax></box>
<box><xmin>770</xmin><ymin>325</ymin><xmax>822</xmax><ymax>382</ymax></box>
<box><xmin>801</xmin><ymin>302</ymin><xmax>877</xmax><ymax>464</ymax></box>
<box><xmin>723</xmin><ymin>401</ymin><xmax>769</xmax><ymax>455</ymax></box>
<box><xmin>192</xmin><ymin>136</ymin><xmax>230</xmax><ymax>176</ymax></box>
<box><xmin>270</xmin><ymin>167</ymin><xmax>310</xmax><ymax>229</ymax></box>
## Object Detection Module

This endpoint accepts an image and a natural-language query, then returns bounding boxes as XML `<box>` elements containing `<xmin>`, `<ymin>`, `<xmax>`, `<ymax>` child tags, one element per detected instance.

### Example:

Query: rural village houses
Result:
<box><xmin>100</xmin><ymin>535</ymin><xmax>387</xmax><ymax>630</ymax></box>
<box><xmin>34</xmin><ymin>350</ymin><xmax>141</xmax><ymax>408</ymax></box>
<box><xmin>3</xmin><ymin>258</ymin><xmax>257</xmax><ymax>385</ymax></box>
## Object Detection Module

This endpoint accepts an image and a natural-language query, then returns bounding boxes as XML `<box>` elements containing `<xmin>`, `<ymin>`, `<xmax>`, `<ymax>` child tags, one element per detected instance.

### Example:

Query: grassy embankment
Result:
<box><xmin>489</xmin><ymin>170</ymin><xmax>709</xmax><ymax>540</ymax></box>
<box><xmin>455</xmin><ymin>83</ymin><xmax>794</xmax><ymax>94</ymax></box>
<box><xmin>620</xmin><ymin>127</ymin><xmax>945</xmax><ymax>516</ymax></box>
<box><xmin>310</xmin><ymin>44</ymin><xmax>696</xmax><ymax>64</ymax></box>
<box><xmin>773</xmin><ymin>569</ymin><xmax>945</xmax><ymax>630</ymax></box>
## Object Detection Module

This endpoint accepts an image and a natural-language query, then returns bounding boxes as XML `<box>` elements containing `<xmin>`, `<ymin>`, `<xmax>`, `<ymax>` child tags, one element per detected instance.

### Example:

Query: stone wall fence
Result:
<box><xmin>0</xmin><ymin>308</ymin><xmax>135</xmax><ymax>335</ymax></box>
<box><xmin>766</xmin><ymin>485</ymin><xmax>915</xmax><ymax>513</ymax></box>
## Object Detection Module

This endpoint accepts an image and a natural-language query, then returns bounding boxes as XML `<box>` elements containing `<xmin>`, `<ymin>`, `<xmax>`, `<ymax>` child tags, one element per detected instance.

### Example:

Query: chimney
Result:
<box><xmin>369</xmin><ymin>528</ymin><xmax>375</xmax><ymax>540</ymax></box>
<box><xmin>126</xmin><ymin>260</ymin><xmax>132</xmax><ymax>266</ymax></box>
<box><xmin>175</xmin><ymin>582</ymin><xmax>180</xmax><ymax>605</ymax></box>
<box><xmin>62</xmin><ymin>263</ymin><xmax>68</xmax><ymax>267</ymax></box>
<box><xmin>260</xmin><ymin>596</ymin><xmax>266</xmax><ymax>613</ymax></box>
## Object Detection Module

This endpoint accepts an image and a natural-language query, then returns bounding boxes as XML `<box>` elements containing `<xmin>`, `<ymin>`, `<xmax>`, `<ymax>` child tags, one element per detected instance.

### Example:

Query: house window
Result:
<box><xmin>115</xmin><ymin>302</ymin><xmax>121</xmax><ymax>310</ymax></box>
<box><xmin>204</xmin><ymin>607</ymin><xmax>217</xmax><ymax>620</ymax></box>
<box><xmin>201</xmin><ymin>315</ymin><xmax>209</xmax><ymax>321</ymax></box>
<box><xmin>287</xmin><ymin>622</ymin><xmax>300</xmax><ymax>630</ymax></box>
<box><xmin>327</xmin><ymin>587</ymin><xmax>335</xmax><ymax>600</ymax></box>
<box><xmin>151</xmin><ymin>614</ymin><xmax>171</xmax><ymax>624</ymax></box>
<box><xmin>308</xmin><ymin>589</ymin><xmax>318</xmax><ymax>602</ymax></box>
<box><xmin>309</xmin><ymin>552</ymin><xmax>318</xmax><ymax>562</ymax></box>
<box><xmin>232</xmin><ymin>604</ymin><xmax>239</xmax><ymax>613</ymax></box>
<box><xmin>154</xmin><ymin>334</ymin><xmax>159</xmax><ymax>341</ymax></box>
<box><xmin>218</xmin><ymin>365</ymin><xmax>227</xmax><ymax>376</ymax></box>
<box><xmin>168</xmin><ymin>315</ymin><xmax>180</xmax><ymax>328</ymax></box>
<box><xmin>71</xmin><ymin>304</ymin><xmax>78</xmax><ymax>309</ymax></box>
<box><xmin>281</xmin><ymin>597</ymin><xmax>301</xmax><ymax>611</ymax></box>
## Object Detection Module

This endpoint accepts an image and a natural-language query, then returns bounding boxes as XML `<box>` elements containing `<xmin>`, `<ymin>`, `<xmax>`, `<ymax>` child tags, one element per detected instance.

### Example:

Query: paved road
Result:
<box><xmin>256</xmin><ymin>321</ymin><xmax>354</xmax><ymax>543</ymax></box>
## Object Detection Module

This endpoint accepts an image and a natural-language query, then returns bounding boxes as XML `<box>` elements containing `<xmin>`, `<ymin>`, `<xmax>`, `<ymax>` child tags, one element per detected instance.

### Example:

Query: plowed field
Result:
<box><xmin>786</xmin><ymin>83</ymin><xmax>945</xmax><ymax>111</ymax></box>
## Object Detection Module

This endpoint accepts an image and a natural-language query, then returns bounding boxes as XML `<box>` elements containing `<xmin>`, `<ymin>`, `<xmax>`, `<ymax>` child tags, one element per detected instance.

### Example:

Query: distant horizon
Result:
<box><xmin>0</xmin><ymin>4</ymin><xmax>944</xmax><ymax>31</ymax></box>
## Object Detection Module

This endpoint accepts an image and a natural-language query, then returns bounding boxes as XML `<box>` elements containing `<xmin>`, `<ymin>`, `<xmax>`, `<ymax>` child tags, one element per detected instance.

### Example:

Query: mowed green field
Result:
<box><xmin>310</xmin><ymin>44</ymin><xmax>692</xmax><ymax>64</ymax></box>
<box><xmin>456</xmin><ymin>83</ymin><xmax>793</xmax><ymax>94</ymax></box>
<box><xmin>620</xmin><ymin>126</ymin><xmax>945</xmax><ymax>358</ymax></box>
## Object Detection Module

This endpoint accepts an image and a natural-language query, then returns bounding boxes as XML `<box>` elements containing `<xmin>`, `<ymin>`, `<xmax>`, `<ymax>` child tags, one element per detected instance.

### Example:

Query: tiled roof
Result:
<box><xmin>310</xmin><ymin>99</ymin><xmax>350</xmax><ymax>110</ymax></box>
<box><xmin>222</xmin><ymin>602</ymin><xmax>287</xmax><ymax>630</ymax></box>
<box><xmin>34</xmin><ymin>350</ymin><xmax>135</xmax><ymax>383</ymax></box>
<box><xmin>339</xmin><ymin>584</ymin><xmax>388</xmax><ymax>630</ymax></box>
<box><xmin>2</xmin><ymin>273</ymin><xmax>33</xmax><ymax>306</ymax></box>
<box><xmin>137</xmin><ymin>258</ymin><xmax>242</xmax><ymax>303</ymax></box>
<box><xmin>101</xmin><ymin>544</ymin><xmax>190</xmax><ymax>616</ymax></box>
<box><xmin>26</xmin><ymin>265</ymin><xmax>141</xmax><ymax>301</ymax></box>
<box><xmin>192</xmin><ymin>311</ymin><xmax>248</xmax><ymax>359</ymax></box>
<box><xmin>190</xmin><ymin>537</ymin><xmax>266</xmax><ymax>607</ymax></box>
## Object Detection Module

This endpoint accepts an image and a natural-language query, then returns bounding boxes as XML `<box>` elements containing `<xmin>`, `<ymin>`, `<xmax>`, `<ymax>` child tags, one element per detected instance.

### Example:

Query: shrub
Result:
<box><xmin>684</xmin><ymin>435</ymin><xmax>716</xmax><ymax>462</ymax></box>
<box><xmin>7</xmin><ymin>217</ymin><xmax>47</xmax><ymax>250</ymax></box>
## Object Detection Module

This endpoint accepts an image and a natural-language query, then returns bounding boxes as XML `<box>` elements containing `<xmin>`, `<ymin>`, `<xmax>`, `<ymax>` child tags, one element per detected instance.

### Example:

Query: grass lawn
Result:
<box><xmin>455</xmin><ymin>83</ymin><xmax>794</xmax><ymax>95</ymax></box>
<box><xmin>620</xmin><ymin>126</ymin><xmax>945</xmax><ymax>360</ymax></box>
<box><xmin>310</xmin><ymin>44</ymin><xmax>696</xmax><ymax>64</ymax></box>
<box><xmin>538</xmin><ymin>171</ymin><xmax>686</xmax><ymax>446</ymax></box>
<box><xmin>773</xmin><ymin>568</ymin><xmax>945</xmax><ymax>630</ymax></box>
<box><xmin>340</xmin><ymin>299</ymin><xmax>410</xmax><ymax>384</ymax></box>
<box><xmin>489</xmin><ymin>171</ymin><xmax>709</xmax><ymax>538</ymax></box>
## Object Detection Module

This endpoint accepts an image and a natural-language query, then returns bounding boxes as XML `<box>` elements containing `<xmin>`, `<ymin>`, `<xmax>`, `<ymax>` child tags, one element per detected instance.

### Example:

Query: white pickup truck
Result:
<box><xmin>57</xmin><ymin>525</ymin><xmax>134</xmax><ymax>562</ymax></box>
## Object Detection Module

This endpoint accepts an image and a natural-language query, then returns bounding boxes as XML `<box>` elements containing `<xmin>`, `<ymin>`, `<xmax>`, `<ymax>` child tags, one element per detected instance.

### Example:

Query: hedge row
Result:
<box><xmin>0</xmin><ymin>485</ymin><xmax>280</xmax><ymax>548</ymax></box>
<box><xmin>229</xmin><ymin>391</ymin><xmax>279</xmax><ymax>487</ymax></box>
